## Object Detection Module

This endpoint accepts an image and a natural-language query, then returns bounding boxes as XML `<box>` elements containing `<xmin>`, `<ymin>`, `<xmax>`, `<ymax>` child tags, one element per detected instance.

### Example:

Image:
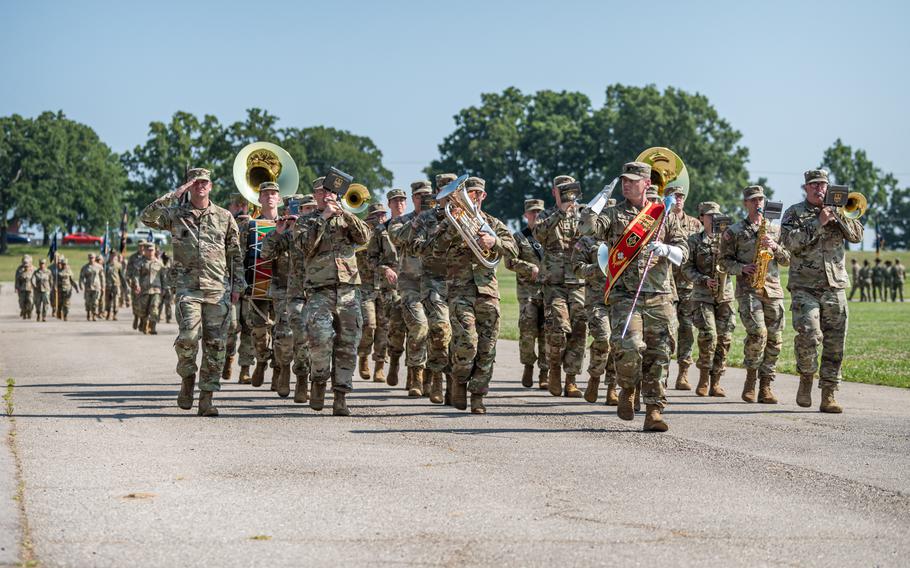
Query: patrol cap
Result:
<box><xmin>465</xmin><ymin>176</ymin><xmax>486</xmax><ymax>191</ymax></box>
<box><xmin>620</xmin><ymin>161</ymin><xmax>651</xmax><ymax>181</ymax></box>
<box><xmin>39</xmin><ymin>259</ymin><xmax>46</xmax><ymax>265</ymax></box>
<box><xmin>140</xmin><ymin>241</ymin><xmax>155</xmax><ymax>249</ymax></box>
<box><xmin>366</xmin><ymin>203</ymin><xmax>388</xmax><ymax>218</ymax></box>
<box><xmin>299</xmin><ymin>194</ymin><xmax>316</xmax><ymax>206</ymax></box>
<box><xmin>698</xmin><ymin>201</ymin><xmax>721</xmax><ymax>216</ymax></box>
<box><xmin>668</xmin><ymin>185</ymin><xmax>689</xmax><ymax>198</ymax></box>
<box><xmin>743</xmin><ymin>185</ymin><xmax>765</xmax><ymax>200</ymax></box>
<box><xmin>524</xmin><ymin>198</ymin><xmax>545</xmax><ymax>213</ymax></box>
<box><xmin>283</xmin><ymin>193</ymin><xmax>305</xmax><ymax>206</ymax></box>
<box><xmin>804</xmin><ymin>169</ymin><xmax>829</xmax><ymax>185</ymax></box>
<box><xmin>387</xmin><ymin>188</ymin><xmax>407</xmax><ymax>201</ymax></box>
<box><xmin>435</xmin><ymin>173</ymin><xmax>457</xmax><ymax>190</ymax></box>
<box><xmin>258</xmin><ymin>181</ymin><xmax>280</xmax><ymax>193</ymax></box>
<box><xmin>186</xmin><ymin>167</ymin><xmax>211</xmax><ymax>183</ymax></box>
<box><xmin>410</xmin><ymin>180</ymin><xmax>432</xmax><ymax>196</ymax></box>
<box><xmin>311</xmin><ymin>176</ymin><xmax>326</xmax><ymax>191</ymax></box>
<box><xmin>553</xmin><ymin>175</ymin><xmax>575</xmax><ymax>188</ymax></box>
<box><xmin>22</xmin><ymin>254</ymin><xmax>31</xmax><ymax>263</ymax></box>
<box><xmin>87</xmin><ymin>253</ymin><xmax>95</xmax><ymax>259</ymax></box>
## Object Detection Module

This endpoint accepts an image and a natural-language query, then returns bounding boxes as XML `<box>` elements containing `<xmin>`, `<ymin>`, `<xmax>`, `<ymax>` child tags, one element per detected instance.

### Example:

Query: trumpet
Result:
<box><xmin>436</xmin><ymin>174</ymin><xmax>501</xmax><ymax>268</ymax></box>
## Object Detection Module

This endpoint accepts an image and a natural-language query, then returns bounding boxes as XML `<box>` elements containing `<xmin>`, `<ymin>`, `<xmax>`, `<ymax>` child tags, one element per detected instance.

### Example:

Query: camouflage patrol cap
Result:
<box><xmin>39</xmin><ymin>259</ymin><xmax>46</xmax><ymax>265</ymax></box>
<box><xmin>366</xmin><ymin>203</ymin><xmax>389</xmax><ymax>218</ymax></box>
<box><xmin>410</xmin><ymin>180</ymin><xmax>432</xmax><ymax>195</ymax></box>
<box><xmin>59</xmin><ymin>255</ymin><xmax>67</xmax><ymax>263</ymax></box>
<box><xmin>804</xmin><ymin>169</ymin><xmax>829</xmax><ymax>185</ymax></box>
<box><xmin>22</xmin><ymin>254</ymin><xmax>31</xmax><ymax>263</ymax></box>
<box><xmin>743</xmin><ymin>185</ymin><xmax>765</xmax><ymax>200</ymax></box>
<box><xmin>435</xmin><ymin>173</ymin><xmax>457</xmax><ymax>190</ymax></box>
<box><xmin>299</xmin><ymin>194</ymin><xmax>316</xmax><ymax>206</ymax></box>
<box><xmin>553</xmin><ymin>175</ymin><xmax>575</xmax><ymax>188</ymax></box>
<box><xmin>87</xmin><ymin>253</ymin><xmax>95</xmax><ymax>259</ymax></box>
<box><xmin>311</xmin><ymin>176</ymin><xmax>326</xmax><ymax>190</ymax></box>
<box><xmin>258</xmin><ymin>181</ymin><xmax>280</xmax><ymax>193</ymax></box>
<box><xmin>387</xmin><ymin>188</ymin><xmax>407</xmax><ymax>201</ymax></box>
<box><xmin>186</xmin><ymin>167</ymin><xmax>211</xmax><ymax>183</ymax></box>
<box><xmin>465</xmin><ymin>176</ymin><xmax>486</xmax><ymax>191</ymax></box>
<box><xmin>620</xmin><ymin>161</ymin><xmax>651</xmax><ymax>181</ymax></box>
<box><xmin>524</xmin><ymin>198</ymin><xmax>545</xmax><ymax>212</ymax></box>
<box><xmin>668</xmin><ymin>185</ymin><xmax>689</xmax><ymax>198</ymax></box>
<box><xmin>283</xmin><ymin>193</ymin><xmax>305</xmax><ymax>206</ymax></box>
<box><xmin>698</xmin><ymin>201</ymin><xmax>721</xmax><ymax>216</ymax></box>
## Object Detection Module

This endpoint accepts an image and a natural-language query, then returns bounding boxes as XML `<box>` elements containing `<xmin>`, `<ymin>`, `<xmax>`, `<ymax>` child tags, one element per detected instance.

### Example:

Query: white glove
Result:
<box><xmin>645</xmin><ymin>241</ymin><xmax>684</xmax><ymax>266</ymax></box>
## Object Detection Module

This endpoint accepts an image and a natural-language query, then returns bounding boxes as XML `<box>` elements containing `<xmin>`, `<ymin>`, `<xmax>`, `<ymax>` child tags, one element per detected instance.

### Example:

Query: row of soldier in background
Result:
<box><xmin>12</xmin><ymin>241</ymin><xmax>179</xmax><ymax>330</ymax></box>
<box><xmin>849</xmin><ymin>257</ymin><xmax>905</xmax><ymax>302</ymax></box>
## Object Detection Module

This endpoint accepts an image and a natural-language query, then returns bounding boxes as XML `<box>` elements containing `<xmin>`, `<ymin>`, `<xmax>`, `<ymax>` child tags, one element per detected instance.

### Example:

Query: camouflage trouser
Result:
<box><xmin>388</xmin><ymin>285</ymin><xmax>428</xmax><ymax>369</ymax></box>
<box><xmin>357</xmin><ymin>288</ymin><xmax>391</xmax><ymax>362</ymax></box>
<box><xmin>737</xmin><ymin>292</ymin><xmax>785</xmax><ymax>380</ymax></box>
<box><xmin>175</xmin><ymin>290</ymin><xmax>232</xmax><ymax>392</ymax></box>
<box><xmin>84</xmin><ymin>290</ymin><xmax>101</xmax><ymax>315</ymax></box>
<box><xmin>675</xmin><ymin>287</ymin><xmax>696</xmax><ymax>366</ymax></box>
<box><xmin>130</xmin><ymin>289</ymin><xmax>139</xmax><ymax>316</ymax></box>
<box><xmin>271</xmin><ymin>289</ymin><xmax>294</xmax><ymax>367</ymax></box>
<box><xmin>609</xmin><ymin>293</ymin><xmax>676</xmax><ymax>408</ymax></box>
<box><xmin>248</xmin><ymin>297</ymin><xmax>274</xmax><ymax>363</ymax></box>
<box><xmin>692</xmin><ymin>300</ymin><xmax>736</xmax><ymax>374</ymax></box>
<box><xmin>791</xmin><ymin>287</ymin><xmax>848</xmax><ymax>390</ymax></box>
<box><xmin>18</xmin><ymin>290</ymin><xmax>33</xmax><ymax>317</ymax></box>
<box><xmin>372</xmin><ymin>291</ymin><xmax>390</xmax><ymax>362</ymax></box>
<box><xmin>586</xmin><ymin>302</ymin><xmax>615</xmax><ymax>383</ymax></box>
<box><xmin>543</xmin><ymin>284</ymin><xmax>587</xmax><ymax>375</ymax></box>
<box><xmin>136</xmin><ymin>292</ymin><xmax>162</xmax><ymax>322</ymax></box>
<box><xmin>162</xmin><ymin>288</ymin><xmax>174</xmax><ymax>321</ymax></box>
<box><xmin>226</xmin><ymin>298</ymin><xmax>256</xmax><ymax>366</ymax></box>
<box><xmin>105</xmin><ymin>286</ymin><xmax>120</xmax><ymax>316</ymax></box>
<box><xmin>55</xmin><ymin>289</ymin><xmax>73</xmax><ymax>318</ymax></box>
<box><xmin>871</xmin><ymin>280</ymin><xmax>881</xmax><ymax>301</ymax></box>
<box><xmin>518</xmin><ymin>297</ymin><xmax>547</xmax><ymax>369</ymax></box>
<box><xmin>303</xmin><ymin>284</ymin><xmax>362</xmax><ymax>392</ymax></box>
<box><xmin>287</xmin><ymin>297</ymin><xmax>311</xmax><ymax>379</ymax></box>
<box><xmin>35</xmin><ymin>292</ymin><xmax>50</xmax><ymax>319</ymax></box>
<box><xmin>422</xmin><ymin>275</ymin><xmax>451</xmax><ymax>373</ymax></box>
<box><xmin>894</xmin><ymin>284</ymin><xmax>904</xmax><ymax>302</ymax></box>
<box><xmin>449</xmin><ymin>289</ymin><xmax>500</xmax><ymax>395</ymax></box>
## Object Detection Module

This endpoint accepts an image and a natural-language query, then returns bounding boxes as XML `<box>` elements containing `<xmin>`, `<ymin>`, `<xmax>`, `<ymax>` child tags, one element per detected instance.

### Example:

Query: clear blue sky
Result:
<box><xmin>3</xmin><ymin>0</ymin><xmax>908</xmax><ymax>217</ymax></box>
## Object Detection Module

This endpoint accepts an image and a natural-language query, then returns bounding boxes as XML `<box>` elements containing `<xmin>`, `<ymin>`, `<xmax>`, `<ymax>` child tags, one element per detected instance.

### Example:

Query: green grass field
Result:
<box><xmin>3</xmin><ymin>244</ymin><xmax>908</xmax><ymax>388</ymax></box>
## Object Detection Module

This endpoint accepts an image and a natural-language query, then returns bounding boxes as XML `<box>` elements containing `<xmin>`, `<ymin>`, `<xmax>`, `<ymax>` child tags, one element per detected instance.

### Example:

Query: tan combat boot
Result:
<box><xmin>452</xmin><ymin>379</ymin><xmax>468</xmax><ymax>411</ymax></box>
<box><xmin>796</xmin><ymin>374</ymin><xmax>813</xmax><ymax>408</ymax></box>
<box><xmin>538</xmin><ymin>368</ymin><xmax>549</xmax><ymax>390</ymax></box>
<box><xmin>422</xmin><ymin>372</ymin><xmax>432</xmax><ymax>398</ymax></box>
<box><xmin>387</xmin><ymin>354</ymin><xmax>400</xmax><ymax>387</ymax></box>
<box><xmin>238</xmin><ymin>366</ymin><xmax>252</xmax><ymax>385</ymax></box>
<box><xmin>742</xmin><ymin>369</ymin><xmax>757</xmax><ymax>403</ymax></box>
<box><xmin>444</xmin><ymin>374</ymin><xmax>453</xmax><ymax>406</ymax></box>
<box><xmin>373</xmin><ymin>361</ymin><xmax>385</xmax><ymax>383</ymax></box>
<box><xmin>429</xmin><ymin>371</ymin><xmax>444</xmax><ymax>404</ymax></box>
<box><xmin>617</xmin><ymin>387</ymin><xmax>636</xmax><ymax>420</ymax></box>
<box><xmin>605</xmin><ymin>381</ymin><xmax>619</xmax><ymax>406</ymax></box>
<box><xmin>333</xmin><ymin>391</ymin><xmax>351</xmax><ymax>416</ymax></box>
<box><xmin>221</xmin><ymin>355</ymin><xmax>234</xmax><ymax>381</ymax></box>
<box><xmin>270</xmin><ymin>366</ymin><xmax>280</xmax><ymax>391</ymax></box>
<box><xmin>132</xmin><ymin>315</ymin><xmax>138</xmax><ymax>330</ymax></box>
<box><xmin>177</xmin><ymin>374</ymin><xmax>196</xmax><ymax>410</ymax></box>
<box><xmin>643</xmin><ymin>404</ymin><xmax>669</xmax><ymax>432</ymax></box>
<box><xmin>521</xmin><ymin>365</ymin><xmax>534</xmax><ymax>388</ymax></box>
<box><xmin>407</xmin><ymin>367</ymin><xmax>424</xmax><ymax>397</ymax></box>
<box><xmin>547</xmin><ymin>366</ymin><xmax>562</xmax><ymax>397</ymax></box>
<box><xmin>695</xmin><ymin>368</ymin><xmax>710</xmax><ymax>397</ymax></box>
<box><xmin>138</xmin><ymin>317</ymin><xmax>148</xmax><ymax>334</ymax></box>
<box><xmin>310</xmin><ymin>382</ymin><xmax>326</xmax><ymax>411</ymax></box>
<box><xmin>251</xmin><ymin>361</ymin><xmax>267</xmax><ymax>387</ymax></box>
<box><xmin>111</xmin><ymin>313</ymin><xmax>118</xmax><ymax>321</ymax></box>
<box><xmin>358</xmin><ymin>357</ymin><xmax>371</xmax><ymax>380</ymax></box>
<box><xmin>148</xmin><ymin>321</ymin><xmax>158</xmax><ymax>335</ymax></box>
<box><xmin>470</xmin><ymin>393</ymin><xmax>486</xmax><ymax>414</ymax></box>
<box><xmin>709</xmin><ymin>372</ymin><xmax>726</xmax><ymax>397</ymax></box>
<box><xmin>86</xmin><ymin>311</ymin><xmax>91</xmax><ymax>321</ymax></box>
<box><xmin>583</xmin><ymin>375</ymin><xmax>600</xmax><ymax>403</ymax></box>
<box><xmin>197</xmin><ymin>391</ymin><xmax>218</xmax><ymax>417</ymax></box>
<box><xmin>564</xmin><ymin>374</ymin><xmax>583</xmax><ymax>398</ymax></box>
<box><xmin>819</xmin><ymin>387</ymin><xmax>843</xmax><ymax>413</ymax></box>
<box><xmin>675</xmin><ymin>363</ymin><xmax>692</xmax><ymax>390</ymax></box>
<box><xmin>758</xmin><ymin>376</ymin><xmax>778</xmax><ymax>404</ymax></box>
<box><xmin>277</xmin><ymin>365</ymin><xmax>291</xmax><ymax>398</ymax></box>
<box><xmin>633</xmin><ymin>384</ymin><xmax>641</xmax><ymax>412</ymax></box>
<box><xmin>293</xmin><ymin>374</ymin><xmax>308</xmax><ymax>404</ymax></box>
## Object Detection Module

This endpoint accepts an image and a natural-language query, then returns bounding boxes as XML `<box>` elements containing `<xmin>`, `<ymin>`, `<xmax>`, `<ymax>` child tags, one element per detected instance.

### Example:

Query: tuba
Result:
<box><xmin>232</xmin><ymin>141</ymin><xmax>300</xmax><ymax>205</ymax></box>
<box><xmin>636</xmin><ymin>147</ymin><xmax>690</xmax><ymax>197</ymax></box>
<box><xmin>436</xmin><ymin>174</ymin><xmax>501</xmax><ymax>268</ymax></box>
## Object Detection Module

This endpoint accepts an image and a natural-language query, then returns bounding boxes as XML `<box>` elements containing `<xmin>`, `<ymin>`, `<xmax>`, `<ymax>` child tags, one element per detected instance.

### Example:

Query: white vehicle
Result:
<box><xmin>126</xmin><ymin>227</ymin><xmax>170</xmax><ymax>246</ymax></box>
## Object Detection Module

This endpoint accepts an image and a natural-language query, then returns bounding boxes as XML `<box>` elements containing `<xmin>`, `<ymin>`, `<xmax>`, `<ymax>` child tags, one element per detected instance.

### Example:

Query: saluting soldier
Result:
<box><xmin>131</xmin><ymin>242</ymin><xmax>164</xmax><ymax>334</ymax></box>
<box><xmin>666</xmin><ymin>186</ymin><xmax>703</xmax><ymax>390</ymax></box>
<box><xmin>294</xmin><ymin>173</ymin><xmax>372</xmax><ymax>416</ymax></box>
<box><xmin>79</xmin><ymin>253</ymin><xmax>105</xmax><ymax>321</ymax></box>
<box><xmin>160</xmin><ymin>252</ymin><xmax>175</xmax><ymax>323</ymax></box>
<box><xmin>720</xmin><ymin>185</ymin><xmax>790</xmax><ymax>403</ymax></box>
<box><xmin>505</xmin><ymin>199</ymin><xmax>548</xmax><ymax>389</ymax></box>
<box><xmin>140</xmin><ymin>167</ymin><xmax>244</xmax><ymax>417</ymax></box>
<box><xmin>781</xmin><ymin>169</ymin><xmax>863</xmax><ymax>413</ymax></box>
<box><xmin>32</xmin><ymin>259</ymin><xmax>52</xmax><ymax>322</ymax></box>
<box><xmin>358</xmin><ymin>202</ymin><xmax>397</xmax><ymax>384</ymax></box>
<box><xmin>580</xmin><ymin>162</ymin><xmax>688</xmax><ymax>432</ymax></box>
<box><xmin>104</xmin><ymin>252</ymin><xmax>125</xmax><ymax>320</ymax></box>
<box><xmin>126</xmin><ymin>242</ymin><xmax>145</xmax><ymax>329</ymax></box>
<box><xmin>14</xmin><ymin>255</ymin><xmax>35</xmax><ymax>319</ymax></box>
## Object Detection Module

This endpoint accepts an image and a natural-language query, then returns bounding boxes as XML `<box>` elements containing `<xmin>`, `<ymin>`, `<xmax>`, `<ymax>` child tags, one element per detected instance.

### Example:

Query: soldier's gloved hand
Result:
<box><xmin>645</xmin><ymin>241</ymin><xmax>684</xmax><ymax>266</ymax></box>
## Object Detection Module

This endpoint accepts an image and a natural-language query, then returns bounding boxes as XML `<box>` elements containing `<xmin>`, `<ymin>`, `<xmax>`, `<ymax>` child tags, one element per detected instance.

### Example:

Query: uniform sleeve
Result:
<box><xmin>772</xmin><ymin>226</ymin><xmax>791</xmax><ymax>267</ymax></box>
<box><xmin>506</xmin><ymin>236</ymin><xmax>538</xmax><ymax>280</ymax></box>
<box><xmin>260</xmin><ymin>229</ymin><xmax>288</xmax><ymax>261</ymax></box>
<box><xmin>780</xmin><ymin>207</ymin><xmax>820</xmax><ymax>255</ymax></box>
<box><xmin>140</xmin><ymin>192</ymin><xmax>179</xmax><ymax>231</ymax></box>
<box><xmin>224</xmin><ymin>215</ymin><xmax>245</xmax><ymax>294</ymax></box>
<box><xmin>532</xmin><ymin>209</ymin><xmax>562</xmax><ymax>242</ymax></box>
<box><xmin>681</xmin><ymin>234</ymin><xmax>705</xmax><ymax>284</ymax></box>
<box><xmin>493</xmin><ymin>219</ymin><xmax>519</xmax><ymax>262</ymax></box>
<box><xmin>571</xmin><ymin>240</ymin><xmax>598</xmax><ymax>281</ymax></box>
<box><xmin>579</xmin><ymin>207</ymin><xmax>612</xmax><ymax>241</ymax></box>
<box><xmin>342</xmin><ymin>211</ymin><xmax>372</xmax><ymax>245</ymax></box>
<box><xmin>835</xmin><ymin>217</ymin><xmax>864</xmax><ymax>244</ymax></box>
<box><xmin>719</xmin><ymin>229</ymin><xmax>745</xmax><ymax>276</ymax></box>
<box><xmin>664</xmin><ymin>214</ymin><xmax>689</xmax><ymax>266</ymax></box>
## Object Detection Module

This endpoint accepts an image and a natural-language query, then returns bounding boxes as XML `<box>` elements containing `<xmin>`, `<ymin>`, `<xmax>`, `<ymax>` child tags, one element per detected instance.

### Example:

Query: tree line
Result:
<box><xmin>2</xmin><ymin>84</ymin><xmax>908</xmax><ymax>253</ymax></box>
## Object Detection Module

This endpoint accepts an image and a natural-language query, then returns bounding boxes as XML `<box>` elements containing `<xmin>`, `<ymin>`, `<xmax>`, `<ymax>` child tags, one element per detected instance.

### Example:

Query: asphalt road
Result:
<box><xmin>1</xmin><ymin>285</ymin><xmax>909</xmax><ymax>567</ymax></box>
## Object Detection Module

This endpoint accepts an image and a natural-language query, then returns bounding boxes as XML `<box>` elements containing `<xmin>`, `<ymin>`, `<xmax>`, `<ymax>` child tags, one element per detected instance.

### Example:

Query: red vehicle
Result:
<box><xmin>63</xmin><ymin>232</ymin><xmax>103</xmax><ymax>246</ymax></box>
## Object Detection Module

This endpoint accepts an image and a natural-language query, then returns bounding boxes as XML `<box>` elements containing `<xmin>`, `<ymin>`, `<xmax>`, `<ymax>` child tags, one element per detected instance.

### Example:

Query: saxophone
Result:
<box><xmin>712</xmin><ymin>234</ymin><xmax>727</xmax><ymax>302</ymax></box>
<box><xmin>751</xmin><ymin>209</ymin><xmax>773</xmax><ymax>289</ymax></box>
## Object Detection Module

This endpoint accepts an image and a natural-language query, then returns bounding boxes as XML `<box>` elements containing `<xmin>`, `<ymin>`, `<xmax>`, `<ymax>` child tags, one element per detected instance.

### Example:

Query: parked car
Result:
<box><xmin>126</xmin><ymin>228</ymin><xmax>169</xmax><ymax>246</ymax></box>
<box><xmin>5</xmin><ymin>233</ymin><xmax>32</xmax><ymax>244</ymax></box>
<box><xmin>63</xmin><ymin>232</ymin><xmax>104</xmax><ymax>246</ymax></box>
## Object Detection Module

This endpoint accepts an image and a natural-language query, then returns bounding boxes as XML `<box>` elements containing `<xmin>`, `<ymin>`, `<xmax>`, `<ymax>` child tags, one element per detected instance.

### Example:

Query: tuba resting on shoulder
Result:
<box><xmin>435</xmin><ymin>174</ymin><xmax>501</xmax><ymax>268</ymax></box>
<box><xmin>636</xmin><ymin>147</ymin><xmax>690</xmax><ymax>197</ymax></box>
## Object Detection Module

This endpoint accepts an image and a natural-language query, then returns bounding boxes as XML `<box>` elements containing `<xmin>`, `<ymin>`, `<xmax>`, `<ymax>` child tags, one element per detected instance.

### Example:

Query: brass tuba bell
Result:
<box><xmin>232</xmin><ymin>141</ymin><xmax>299</xmax><ymax>205</ymax></box>
<box><xmin>341</xmin><ymin>183</ymin><xmax>371</xmax><ymax>216</ymax></box>
<box><xmin>635</xmin><ymin>147</ymin><xmax>690</xmax><ymax>197</ymax></box>
<box><xmin>842</xmin><ymin>192</ymin><xmax>867</xmax><ymax>220</ymax></box>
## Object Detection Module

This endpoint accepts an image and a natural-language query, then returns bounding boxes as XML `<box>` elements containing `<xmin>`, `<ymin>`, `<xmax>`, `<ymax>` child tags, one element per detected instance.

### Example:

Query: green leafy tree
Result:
<box><xmin>877</xmin><ymin>174</ymin><xmax>907</xmax><ymax>249</ymax></box>
<box><xmin>0</xmin><ymin>114</ymin><xmax>29</xmax><ymax>253</ymax></box>
<box><xmin>282</xmin><ymin>126</ymin><xmax>392</xmax><ymax>192</ymax></box>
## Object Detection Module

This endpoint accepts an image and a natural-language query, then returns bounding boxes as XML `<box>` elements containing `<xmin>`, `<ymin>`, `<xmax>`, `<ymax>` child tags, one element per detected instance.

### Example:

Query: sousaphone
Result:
<box><xmin>232</xmin><ymin>141</ymin><xmax>300</xmax><ymax>204</ymax></box>
<box><xmin>636</xmin><ymin>147</ymin><xmax>690</xmax><ymax>196</ymax></box>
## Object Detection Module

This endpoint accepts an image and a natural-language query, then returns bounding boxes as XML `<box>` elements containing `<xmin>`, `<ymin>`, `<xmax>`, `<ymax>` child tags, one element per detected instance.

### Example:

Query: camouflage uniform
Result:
<box><xmin>53</xmin><ymin>260</ymin><xmax>80</xmax><ymax>319</ymax></box>
<box><xmin>140</xmin><ymin>183</ymin><xmax>244</xmax><ymax>395</ymax></box>
<box><xmin>848</xmin><ymin>260</ymin><xmax>860</xmax><ymax>301</ymax></box>
<box><xmin>239</xmin><ymin>217</ymin><xmax>277</xmax><ymax>378</ymax></box>
<box><xmin>14</xmin><ymin>257</ymin><xmax>35</xmax><ymax>319</ymax></box>
<box><xmin>257</xmin><ymin>212</ymin><xmax>293</xmax><ymax>395</ymax></box>
<box><xmin>126</xmin><ymin>249</ymin><xmax>144</xmax><ymax>322</ymax></box>
<box><xmin>858</xmin><ymin>261</ymin><xmax>872</xmax><ymax>302</ymax></box>
<box><xmin>892</xmin><ymin>261</ymin><xmax>906</xmax><ymax>302</ymax></box>
<box><xmin>668</xmin><ymin>202</ymin><xmax>703</xmax><ymax>384</ymax></box>
<box><xmin>358</xmin><ymin>206</ymin><xmax>397</xmax><ymax>380</ymax></box>
<box><xmin>161</xmin><ymin>255</ymin><xmax>175</xmax><ymax>322</ymax></box>
<box><xmin>682</xmin><ymin>203</ymin><xmax>736</xmax><ymax>396</ymax></box>
<box><xmin>882</xmin><ymin>262</ymin><xmax>894</xmax><ymax>301</ymax></box>
<box><xmin>781</xmin><ymin>170</ymin><xmax>863</xmax><ymax>410</ymax></box>
<box><xmin>132</xmin><ymin>251</ymin><xmax>164</xmax><ymax>332</ymax></box>
<box><xmin>79</xmin><ymin>258</ymin><xmax>105</xmax><ymax>320</ymax></box>
<box><xmin>505</xmin><ymin>214</ymin><xmax>548</xmax><ymax>386</ymax></box>
<box><xmin>534</xmin><ymin>177</ymin><xmax>587</xmax><ymax>396</ymax></box>
<box><xmin>104</xmin><ymin>255</ymin><xmax>125</xmax><ymax>319</ymax></box>
<box><xmin>871</xmin><ymin>259</ymin><xmax>884</xmax><ymax>302</ymax></box>
<box><xmin>32</xmin><ymin>263</ymin><xmax>52</xmax><ymax>321</ymax></box>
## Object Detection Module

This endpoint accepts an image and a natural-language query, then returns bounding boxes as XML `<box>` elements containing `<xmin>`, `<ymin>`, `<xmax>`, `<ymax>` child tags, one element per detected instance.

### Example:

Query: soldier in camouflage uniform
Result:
<box><xmin>357</xmin><ymin>202</ymin><xmax>397</xmax><ymax>384</ymax></box>
<box><xmin>32</xmin><ymin>259</ymin><xmax>52</xmax><ymax>321</ymax></box>
<box><xmin>104</xmin><ymin>252</ymin><xmax>125</xmax><ymax>320</ymax></box>
<box><xmin>367</xmin><ymin>201</ymin><xmax>398</xmax><ymax>383</ymax></box>
<box><xmin>387</xmin><ymin>182</ymin><xmax>431</xmax><ymax>393</ymax></box>
<box><xmin>858</xmin><ymin>259</ymin><xmax>872</xmax><ymax>302</ymax></box>
<box><xmin>666</xmin><ymin>187</ymin><xmax>702</xmax><ymax>390</ymax></box>
<box><xmin>534</xmin><ymin>175</ymin><xmax>587</xmax><ymax>398</ymax></box>
<box><xmin>892</xmin><ymin>259</ymin><xmax>906</xmax><ymax>302</ymax></box>
<box><xmin>126</xmin><ymin>242</ymin><xmax>145</xmax><ymax>329</ymax></box>
<box><xmin>131</xmin><ymin>242</ymin><xmax>164</xmax><ymax>334</ymax></box>
<box><xmin>720</xmin><ymin>185</ymin><xmax>790</xmax><ymax>403</ymax></box>
<box><xmin>882</xmin><ymin>260</ymin><xmax>893</xmax><ymax>301</ymax></box>
<box><xmin>140</xmin><ymin>167</ymin><xmax>244</xmax><ymax>417</ymax></box>
<box><xmin>14</xmin><ymin>255</ymin><xmax>35</xmax><ymax>319</ymax></box>
<box><xmin>431</xmin><ymin>176</ymin><xmax>517</xmax><ymax>413</ymax></box>
<box><xmin>160</xmin><ymin>252</ymin><xmax>175</xmax><ymax>323</ymax></box>
<box><xmin>682</xmin><ymin>202</ymin><xmax>736</xmax><ymax>397</ymax></box>
<box><xmin>871</xmin><ymin>258</ymin><xmax>884</xmax><ymax>302</ymax></box>
<box><xmin>53</xmin><ymin>256</ymin><xmax>80</xmax><ymax>320</ymax></box>
<box><xmin>506</xmin><ymin>199</ymin><xmax>548</xmax><ymax>389</ymax></box>
<box><xmin>580</xmin><ymin>162</ymin><xmax>689</xmax><ymax>432</ymax></box>
<box><xmin>781</xmin><ymin>169</ymin><xmax>863</xmax><ymax>413</ymax></box>
<box><xmin>294</xmin><ymin>174</ymin><xmax>372</xmax><ymax>416</ymax></box>
<box><xmin>262</xmin><ymin>192</ymin><xmax>317</xmax><ymax>403</ymax></box>
<box><xmin>79</xmin><ymin>253</ymin><xmax>105</xmax><ymax>321</ymax></box>
<box><xmin>571</xmin><ymin>199</ymin><xmax>619</xmax><ymax>406</ymax></box>
<box><xmin>382</xmin><ymin>188</ymin><xmax>408</xmax><ymax>387</ymax></box>
<box><xmin>848</xmin><ymin>258</ymin><xmax>860</xmax><ymax>301</ymax></box>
